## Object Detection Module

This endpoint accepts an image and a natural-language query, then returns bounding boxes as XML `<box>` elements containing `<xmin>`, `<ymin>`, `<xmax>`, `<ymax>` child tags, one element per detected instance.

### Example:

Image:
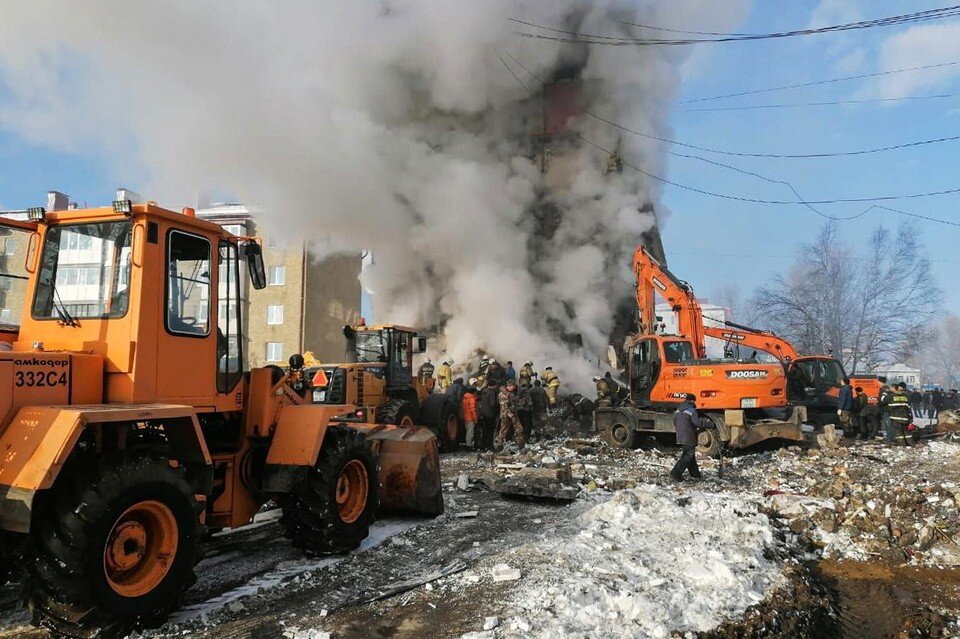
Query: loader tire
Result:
<box><xmin>25</xmin><ymin>454</ymin><xmax>203</xmax><ymax>638</ymax></box>
<box><xmin>376</xmin><ymin>399</ymin><xmax>419</xmax><ymax>428</ymax></box>
<box><xmin>280</xmin><ymin>426</ymin><xmax>378</xmax><ymax>556</ymax></box>
<box><xmin>420</xmin><ymin>393</ymin><xmax>461</xmax><ymax>452</ymax></box>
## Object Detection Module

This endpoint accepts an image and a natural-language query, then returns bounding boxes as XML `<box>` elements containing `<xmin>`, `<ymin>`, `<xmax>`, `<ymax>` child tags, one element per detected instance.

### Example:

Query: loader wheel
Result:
<box><xmin>605</xmin><ymin>420</ymin><xmax>637</xmax><ymax>449</ymax></box>
<box><xmin>280</xmin><ymin>426</ymin><xmax>378</xmax><ymax>556</ymax></box>
<box><xmin>25</xmin><ymin>455</ymin><xmax>203</xmax><ymax>638</ymax></box>
<box><xmin>376</xmin><ymin>399</ymin><xmax>419</xmax><ymax>428</ymax></box>
<box><xmin>420</xmin><ymin>393</ymin><xmax>461</xmax><ymax>452</ymax></box>
<box><xmin>696</xmin><ymin>413</ymin><xmax>725</xmax><ymax>459</ymax></box>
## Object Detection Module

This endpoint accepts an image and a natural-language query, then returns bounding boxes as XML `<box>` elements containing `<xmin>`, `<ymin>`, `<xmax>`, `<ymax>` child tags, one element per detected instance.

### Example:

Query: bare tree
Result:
<box><xmin>710</xmin><ymin>282</ymin><xmax>743</xmax><ymax>322</ymax></box>
<box><xmin>750</xmin><ymin>222</ymin><xmax>940</xmax><ymax>372</ymax></box>
<box><xmin>920</xmin><ymin>314</ymin><xmax>960</xmax><ymax>387</ymax></box>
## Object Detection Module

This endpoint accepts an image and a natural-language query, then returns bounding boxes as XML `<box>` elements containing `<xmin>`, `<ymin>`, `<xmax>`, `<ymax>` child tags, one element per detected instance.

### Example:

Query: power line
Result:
<box><xmin>681</xmin><ymin>59</ymin><xmax>960</xmax><ymax>104</ymax></box>
<box><xmin>586</xmin><ymin>110</ymin><xmax>960</xmax><ymax>158</ymax></box>
<box><xmin>679</xmin><ymin>93</ymin><xmax>960</xmax><ymax>112</ymax></box>
<box><xmin>578</xmin><ymin>133</ymin><xmax>960</xmax><ymax>205</ymax></box>
<box><xmin>498</xmin><ymin>53</ymin><xmax>960</xmax><ymax>226</ymax></box>
<box><xmin>510</xmin><ymin>5</ymin><xmax>960</xmax><ymax>46</ymax></box>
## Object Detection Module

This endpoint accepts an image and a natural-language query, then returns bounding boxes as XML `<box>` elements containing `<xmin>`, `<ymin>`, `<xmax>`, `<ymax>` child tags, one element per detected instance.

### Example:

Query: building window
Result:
<box><xmin>268</xmin><ymin>266</ymin><xmax>286</xmax><ymax>286</ymax></box>
<box><xmin>266</xmin><ymin>304</ymin><xmax>284</xmax><ymax>325</ymax></box>
<box><xmin>265</xmin><ymin>342</ymin><xmax>283</xmax><ymax>362</ymax></box>
<box><xmin>0</xmin><ymin>308</ymin><xmax>11</xmax><ymax>323</ymax></box>
<box><xmin>223</xmin><ymin>224</ymin><xmax>246</xmax><ymax>236</ymax></box>
<box><xmin>3</xmin><ymin>238</ymin><xmax>16</xmax><ymax>255</ymax></box>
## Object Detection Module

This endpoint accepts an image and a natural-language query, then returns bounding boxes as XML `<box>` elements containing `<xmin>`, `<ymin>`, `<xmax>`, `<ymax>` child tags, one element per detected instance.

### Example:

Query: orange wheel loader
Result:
<box><xmin>0</xmin><ymin>201</ymin><xmax>442</xmax><ymax>638</ymax></box>
<box><xmin>594</xmin><ymin>246</ymin><xmax>806</xmax><ymax>456</ymax></box>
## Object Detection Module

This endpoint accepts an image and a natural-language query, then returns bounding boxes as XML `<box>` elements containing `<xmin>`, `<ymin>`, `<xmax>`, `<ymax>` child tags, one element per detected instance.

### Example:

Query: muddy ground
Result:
<box><xmin>1</xmin><ymin>421</ymin><xmax>959</xmax><ymax>639</ymax></box>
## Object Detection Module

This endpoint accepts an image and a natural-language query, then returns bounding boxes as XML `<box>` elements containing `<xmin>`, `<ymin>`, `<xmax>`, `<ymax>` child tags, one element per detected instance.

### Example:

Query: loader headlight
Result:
<box><xmin>27</xmin><ymin>207</ymin><xmax>46</xmax><ymax>222</ymax></box>
<box><xmin>112</xmin><ymin>199</ymin><xmax>133</xmax><ymax>215</ymax></box>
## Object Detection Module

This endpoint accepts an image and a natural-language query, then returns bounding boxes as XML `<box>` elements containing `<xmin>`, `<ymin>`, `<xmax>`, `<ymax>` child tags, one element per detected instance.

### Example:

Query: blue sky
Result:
<box><xmin>0</xmin><ymin>1</ymin><xmax>957</xmax><ymax>316</ymax></box>
<box><xmin>661</xmin><ymin>0</ymin><xmax>960</xmax><ymax>316</ymax></box>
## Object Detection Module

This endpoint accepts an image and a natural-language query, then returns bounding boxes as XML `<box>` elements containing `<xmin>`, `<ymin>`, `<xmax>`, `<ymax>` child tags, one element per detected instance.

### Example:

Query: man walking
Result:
<box><xmin>853</xmin><ymin>386</ymin><xmax>868</xmax><ymax>440</ymax></box>
<box><xmin>477</xmin><ymin>383</ymin><xmax>499</xmax><ymax>450</ymax></box>
<box><xmin>670</xmin><ymin>393</ymin><xmax>703</xmax><ymax>482</ymax></box>
<box><xmin>838</xmin><ymin>377</ymin><xmax>853</xmax><ymax>435</ymax></box>
<box><xmin>878</xmin><ymin>376</ymin><xmax>894</xmax><ymax>443</ymax></box>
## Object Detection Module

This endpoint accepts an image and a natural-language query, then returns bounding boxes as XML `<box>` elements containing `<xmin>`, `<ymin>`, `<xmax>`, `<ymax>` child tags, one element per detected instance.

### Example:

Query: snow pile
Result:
<box><xmin>502</xmin><ymin>486</ymin><xmax>783</xmax><ymax>638</ymax></box>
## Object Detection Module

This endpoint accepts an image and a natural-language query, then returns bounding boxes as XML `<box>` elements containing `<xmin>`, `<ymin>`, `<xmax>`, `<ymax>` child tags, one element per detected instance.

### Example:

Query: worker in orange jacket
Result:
<box><xmin>462</xmin><ymin>387</ymin><xmax>479</xmax><ymax>449</ymax></box>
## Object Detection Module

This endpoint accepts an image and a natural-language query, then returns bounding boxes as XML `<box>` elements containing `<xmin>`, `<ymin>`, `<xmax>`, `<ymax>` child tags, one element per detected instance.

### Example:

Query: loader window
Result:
<box><xmin>32</xmin><ymin>221</ymin><xmax>132</xmax><ymax>321</ymax></box>
<box><xmin>217</xmin><ymin>241</ymin><xmax>243</xmax><ymax>392</ymax></box>
<box><xmin>166</xmin><ymin>230</ymin><xmax>211</xmax><ymax>337</ymax></box>
<box><xmin>0</xmin><ymin>224</ymin><xmax>31</xmax><ymax>329</ymax></box>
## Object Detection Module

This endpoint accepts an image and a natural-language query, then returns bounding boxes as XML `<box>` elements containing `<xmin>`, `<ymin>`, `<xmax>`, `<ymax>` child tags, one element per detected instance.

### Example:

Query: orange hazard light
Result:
<box><xmin>311</xmin><ymin>369</ymin><xmax>329</xmax><ymax>387</ymax></box>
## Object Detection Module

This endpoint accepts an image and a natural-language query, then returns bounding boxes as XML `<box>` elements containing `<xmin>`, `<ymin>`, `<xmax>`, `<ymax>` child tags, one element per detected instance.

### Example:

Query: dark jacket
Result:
<box><xmin>505</xmin><ymin>365</ymin><xmax>516</xmax><ymax>380</ymax></box>
<box><xmin>487</xmin><ymin>364</ymin><xmax>507</xmax><ymax>387</ymax></box>
<box><xmin>854</xmin><ymin>392</ymin><xmax>869</xmax><ymax>415</ymax></box>
<box><xmin>673</xmin><ymin>401</ymin><xmax>699</xmax><ymax>447</ymax></box>
<box><xmin>878</xmin><ymin>384</ymin><xmax>893</xmax><ymax>414</ymax></box>
<box><xmin>478</xmin><ymin>386</ymin><xmax>499</xmax><ymax>419</ymax></box>
<box><xmin>889</xmin><ymin>390</ymin><xmax>912</xmax><ymax>424</ymax></box>
<box><xmin>446</xmin><ymin>381</ymin><xmax>466</xmax><ymax>409</ymax></box>
<box><xmin>838</xmin><ymin>384</ymin><xmax>853</xmax><ymax>411</ymax></box>
<box><xmin>530</xmin><ymin>386</ymin><xmax>549</xmax><ymax>414</ymax></box>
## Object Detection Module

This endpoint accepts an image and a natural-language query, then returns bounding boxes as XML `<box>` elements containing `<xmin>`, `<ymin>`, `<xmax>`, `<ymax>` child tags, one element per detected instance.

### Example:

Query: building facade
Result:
<box><xmin>656</xmin><ymin>301</ymin><xmax>731</xmax><ymax>359</ymax></box>
<box><xmin>197</xmin><ymin>203</ymin><xmax>361</xmax><ymax>367</ymax></box>
<box><xmin>872</xmin><ymin>363</ymin><xmax>923</xmax><ymax>387</ymax></box>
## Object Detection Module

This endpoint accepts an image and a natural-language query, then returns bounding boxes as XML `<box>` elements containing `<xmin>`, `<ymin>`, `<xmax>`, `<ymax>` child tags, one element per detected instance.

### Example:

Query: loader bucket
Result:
<box><xmin>367</xmin><ymin>426</ymin><xmax>443</xmax><ymax>516</ymax></box>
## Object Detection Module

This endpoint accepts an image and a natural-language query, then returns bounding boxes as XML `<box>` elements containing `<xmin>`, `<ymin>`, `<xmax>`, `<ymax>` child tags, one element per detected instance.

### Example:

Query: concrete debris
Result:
<box><xmin>457</xmin><ymin>474</ymin><xmax>470</xmax><ymax>491</ymax></box>
<box><xmin>282</xmin><ymin>630</ymin><xmax>330</xmax><ymax>639</ymax></box>
<box><xmin>461</xmin><ymin>632</ymin><xmax>495</xmax><ymax>639</ymax></box>
<box><xmin>454</xmin><ymin>510</ymin><xmax>479</xmax><ymax>518</ymax></box>
<box><xmin>492</xmin><ymin>564</ymin><xmax>522</xmax><ymax>582</ymax></box>
<box><xmin>816</xmin><ymin>424</ymin><xmax>840</xmax><ymax>449</ymax></box>
<box><xmin>483</xmin><ymin>616</ymin><xmax>501</xmax><ymax>630</ymax></box>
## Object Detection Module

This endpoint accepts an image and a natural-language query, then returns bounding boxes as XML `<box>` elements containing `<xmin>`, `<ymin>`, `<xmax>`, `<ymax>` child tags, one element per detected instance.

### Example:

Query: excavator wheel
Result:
<box><xmin>420</xmin><ymin>393</ymin><xmax>461</xmax><ymax>452</ymax></box>
<box><xmin>24</xmin><ymin>454</ymin><xmax>203</xmax><ymax>638</ymax></box>
<box><xmin>280</xmin><ymin>426</ymin><xmax>378</xmax><ymax>556</ymax></box>
<box><xmin>697</xmin><ymin>413</ymin><xmax>726</xmax><ymax>458</ymax></box>
<box><xmin>604</xmin><ymin>419</ymin><xmax>637</xmax><ymax>449</ymax></box>
<box><xmin>376</xmin><ymin>399</ymin><xmax>419</xmax><ymax>428</ymax></box>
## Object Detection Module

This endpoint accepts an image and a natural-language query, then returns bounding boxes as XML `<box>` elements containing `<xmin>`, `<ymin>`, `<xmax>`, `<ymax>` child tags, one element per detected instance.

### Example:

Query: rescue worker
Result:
<box><xmin>853</xmin><ymin>386</ymin><xmax>868</xmax><ymax>440</ymax></box>
<box><xmin>861</xmin><ymin>385</ymin><xmax>881</xmax><ymax>440</ymax></box>
<box><xmin>417</xmin><ymin>358</ymin><xmax>436</xmax><ymax>393</ymax></box>
<box><xmin>888</xmin><ymin>382</ymin><xmax>913</xmax><ymax>446</ymax></box>
<box><xmin>542</xmin><ymin>366</ymin><xmax>560</xmax><ymax>406</ymax></box>
<box><xmin>495</xmin><ymin>381</ymin><xmax>526</xmax><ymax>450</ymax></box>
<box><xmin>446</xmin><ymin>377</ymin><xmax>466</xmax><ymax>412</ymax></box>
<box><xmin>838</xmin><ymin>377</ymin><xmax>853</xmax><ymax>435</ymax></box>
<box><xmin>462</xmin><ymin>386</ymin><xmax>478</xmax><ymax>449</ymax></box>
<box><xmin>487</xmin><ymin>359</ymin><xmax>507</xmax><ymax>387</ymax></box>
<box><xmin>878</xmin><ymin>376</ymin><xmax>894</xmax><ymax>443</ymax></box>
<box><xmin>595</xmin><ymin>373</ymin><xmax>615</xmax><ymax>408</ymax></box>
<box><xmin>516</xmin><ymin>380</ymin><xmax>534</xmax><ymax>443</ymax></box>
<box><xmin>519</xmin><ymin>361</ymin><xmax>534</xmax><ymax>388</ymax></box>
<box><xmin>437</xmin><ymin>360</ymin><xmax>452</xmax><ymax>392</ymax></box>
<box><xmin>909</xmin><ymin>388</ymin><xmax>924</xmax><ymax>419</ymax></box>
<box><xmin>477</xmin><ymin>382</ymin><xmax>499</xmax><ymax>450</ymax></box>
<box><xmin>670</xmin><ymin>393</ymin><xmax>703</xmax><ymax>482</ymax></box>
<box><xmin>530</xmin><ymin>379</ymin><xmax>549</xmax><ymax>438</ymax></box>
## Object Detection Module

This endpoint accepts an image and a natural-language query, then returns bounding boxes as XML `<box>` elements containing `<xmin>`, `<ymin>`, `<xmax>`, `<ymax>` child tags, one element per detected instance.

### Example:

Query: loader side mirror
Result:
<box><xmin>244</xmin><ymin>242</ymin><xmax>266</xmax><ymax>290</ymax></box>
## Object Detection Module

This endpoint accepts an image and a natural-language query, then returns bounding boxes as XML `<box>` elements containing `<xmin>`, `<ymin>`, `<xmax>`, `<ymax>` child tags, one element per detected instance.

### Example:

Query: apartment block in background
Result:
<box><xmin>198</xmin><ymin>203</ymin><xmax>361</xmax><ymax>367</ymax></box>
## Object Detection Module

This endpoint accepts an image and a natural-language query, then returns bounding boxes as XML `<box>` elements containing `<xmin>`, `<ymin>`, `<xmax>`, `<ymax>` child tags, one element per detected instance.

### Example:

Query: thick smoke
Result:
<box><xmin>0</xmin><ymin>1</ymin><xmax>746</xmax><ymax>391</ymax></box>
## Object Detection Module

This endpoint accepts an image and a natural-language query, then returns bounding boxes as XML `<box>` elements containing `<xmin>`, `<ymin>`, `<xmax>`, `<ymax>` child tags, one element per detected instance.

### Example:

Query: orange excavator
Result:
<box><xmin>0</xmin><ymin>199</ymin><xmax>442</xmax><ymax>638</ymax></box>
<box><xmin>701</xmin><ymin>321</ymin><xmax>848</xmax><ymax>425</ymax></box>
<box><xmin>594</xmin><ymin>246</ymin><xmax>805</xmax><ymax>455</ymax></box>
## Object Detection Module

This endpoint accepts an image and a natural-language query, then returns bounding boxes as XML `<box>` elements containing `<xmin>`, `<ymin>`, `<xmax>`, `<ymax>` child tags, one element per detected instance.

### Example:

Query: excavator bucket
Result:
<box><xmin>367</xmin><ymin>426</ymin><xmax>443</xmax><ymax>516</ymax></box>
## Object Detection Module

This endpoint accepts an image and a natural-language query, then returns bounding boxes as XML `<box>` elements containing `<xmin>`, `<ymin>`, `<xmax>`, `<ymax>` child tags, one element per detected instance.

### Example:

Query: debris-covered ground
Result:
<box><xmin>2</xmin><ymin>412</ymin><xmax>959</xmax><ymax>639</ymax></box>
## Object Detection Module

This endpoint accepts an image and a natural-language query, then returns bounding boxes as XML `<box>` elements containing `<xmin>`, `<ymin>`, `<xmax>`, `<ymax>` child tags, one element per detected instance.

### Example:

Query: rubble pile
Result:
<box><xmin>744</xmin><ymin>442</ymin><xmax>960</xmax><ymax>565</ymax></box>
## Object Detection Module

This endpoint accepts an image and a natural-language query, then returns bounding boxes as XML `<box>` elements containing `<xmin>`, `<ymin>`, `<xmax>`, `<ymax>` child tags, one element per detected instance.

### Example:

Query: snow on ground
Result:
<box><xmin>498</xmin><ymin>486</ymin><xmax>784</xmax><ymax>639</ymax></box>
<box><xmin>169</xmin><ymin>518</ymin><xmax>421</xmax><ymax>624</ymax></box>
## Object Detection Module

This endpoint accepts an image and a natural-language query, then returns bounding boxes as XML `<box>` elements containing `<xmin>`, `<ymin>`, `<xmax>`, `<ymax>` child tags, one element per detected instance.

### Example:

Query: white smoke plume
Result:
<box><xmin>0</xmin><ymin>1</ymin><xmax>747</xmax><ymax>391</ymax></box>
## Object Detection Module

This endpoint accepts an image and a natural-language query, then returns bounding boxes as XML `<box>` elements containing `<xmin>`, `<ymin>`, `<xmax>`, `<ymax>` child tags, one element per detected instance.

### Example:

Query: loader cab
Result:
<box><xmin>345</xmin><ymin>324</ymin><xmax>428</xmax><ymax>400</ymax></box>
<box><xmin>12</xmin><ymin>201</ymin><xmax>266</xmax><ymax>409</ymax></box>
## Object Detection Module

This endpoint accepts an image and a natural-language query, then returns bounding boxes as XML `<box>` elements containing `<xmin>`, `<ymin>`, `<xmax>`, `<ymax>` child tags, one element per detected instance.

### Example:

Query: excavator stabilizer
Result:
<box><xmin>368</xmin><ymin>426</ymin><xmax>444</xmax><ymax>516</ymax></box>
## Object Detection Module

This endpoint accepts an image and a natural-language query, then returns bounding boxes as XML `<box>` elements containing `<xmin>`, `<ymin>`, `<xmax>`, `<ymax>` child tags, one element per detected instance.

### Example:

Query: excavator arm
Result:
<box><xmin>702</xmin><ymin>321</ymin><xmax>800</xmax><ymax>362</ymax></box>
<box><xmin>633</xmin><ymin>245</ymin><xmax>706</xmax><ymax>358</ymax></box>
